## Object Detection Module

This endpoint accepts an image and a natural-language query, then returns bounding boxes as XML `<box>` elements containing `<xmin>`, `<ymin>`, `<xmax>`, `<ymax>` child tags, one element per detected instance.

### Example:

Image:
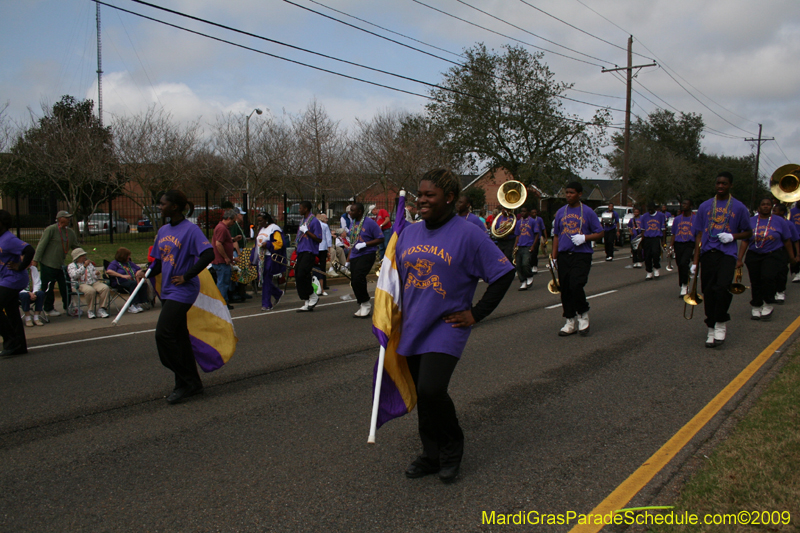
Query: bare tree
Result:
<box><xmin>290</xmin><ymin>99</ymin><xmax>347</xmax><ymax>202</ymax></box>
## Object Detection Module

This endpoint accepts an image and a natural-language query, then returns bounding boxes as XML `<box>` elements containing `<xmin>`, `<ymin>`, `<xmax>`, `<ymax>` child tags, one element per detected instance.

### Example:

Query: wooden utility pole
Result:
<box><xmin>602</xmin><ymin>37</ymin><xmax>656</xmax><ymax>207</ymax></box>
<box><xmin>744</xmin><ymin>124</ymin><xmax>774</xmax><ymax>211</ymax></box>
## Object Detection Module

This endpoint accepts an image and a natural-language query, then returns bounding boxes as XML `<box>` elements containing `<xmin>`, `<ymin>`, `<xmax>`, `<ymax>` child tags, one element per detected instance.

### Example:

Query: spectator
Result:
<box><xmin>20</xmin><ymin>263</ymin><xmax>46</xmax><ymax>327</ymax></box>
<box><xmin>106</xmin><ymin>247</ymin><xmax>148</xmax><ymax>314</ymax></box>
<box><xmin>317</xmin><ymin>213</ymin><xmax>332</xmax><ymax>292</ymax></box>
<box><xmin>230</xmin><ymin>207</ymin><xmax>247</xmax><ymax>253</ymax></box>
<box><xmin>372</xmin><ymin>205</ymin><xmax>392</xmax><ymax>261</ymax></box>
<box><xmin>33</xmin><ymin>210</ymin><xmax>78</xmax><ymax>317</ymax></box>
<box><xmin>67</xmin><ymin>248</ymin><xmax>110</xmax><ymax>319</ymax></box>
<box><xmin>340</xmin><ymin>206</ymin><xmax>354</xmax><ymax>233</ymax></box>
<box><xmin>212</xmin><ymin>209</ymin><xmax>236</xmax><ymax>310</ymax></box>
<box><xmin>329</xmin><ymin>228</ymin><xmax>349</xmax><ymax>275</ymax></box>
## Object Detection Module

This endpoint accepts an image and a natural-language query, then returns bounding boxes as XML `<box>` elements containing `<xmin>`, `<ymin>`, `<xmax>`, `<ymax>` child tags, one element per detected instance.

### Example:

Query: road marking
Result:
<box><xmin>569</xmin><ymin>313</ymin><xmax>800</xmax><ymax>533</ymax></box>
<box><xmin>545</xmin><ymin>290</ymin><xmax>617</xmax><ymax>309</ymax></box>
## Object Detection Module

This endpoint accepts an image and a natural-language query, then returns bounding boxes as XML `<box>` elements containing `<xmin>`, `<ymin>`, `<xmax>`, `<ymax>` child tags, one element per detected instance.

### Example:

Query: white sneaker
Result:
<box><xmin>761</xmin><ymin>303</ymin><xmax>774</xmax><ymax>319</ymax></box>
<box><xmin>775</xmin><ymin>291</ymin><xmax>786</xmax><ymax>303</ymax></box>
<box><xmin>48</xmin><ymin>309</ymin><xmax>61</xmax><ymax>317</ymax></box>
<box><xmin>87</xmin><ymin>310</ymin><xmax>96</xmax><ymax>319</ymax></box>
<box><xmin>532</xmin><ymin>266</ymin><xmax>538</xmax><ymax>273</ymax></box>
<box><xmin>646</xmin><ymin>272</ymin><xmax>654</xmax><ymax>280</ymax></box>
<box><xmin>309</xmin><ymin>292</ymin><xmax>319</xmax><ymax>307</ymax></box>
<box><xmin>714</xmin><ymin>322</ymin><xmax>726</xmax><ymax>344</ymax></box>
<box><xmin>577</xmin><ymin>312</ymin><xmax>590</xmax><ymax>335</ymax></box>
<box><xmin>526</xmin><ymin>277</ymin><xmax>534</xmax><ymax>287</ymax></box>
<box><xmin>296</xmin><ymin>300</ymin><xmax>313</xmax><ymax>312</ymax></box>
<box><xmin>653</xmin><ymin>268</ymin><xmax>660</xmax><ymax>278</ymax></box>
<box><xmin>751</xmin><ymin>306</ymin><xmax>762</xmax><ymax>320</ymax></box>
<box><xmin>706</xmin><ymin>327</ymin><xmax>716</xmax><ymax>348</ymax></box>
<box><xmin>128</xmin><ymin>305</ymin><xmax>142</xmax><ymax>314</ymax></box>
<box><xmin>793</xmin><ymin>272</ymin><xmax>800</xmax><ymax>283</ymax></box>
<box><xmin>558</xmin><ymin>317</ymin><xmax>577</xmax><ymax>336</ymax></box>
<box><xmin>606</xmin><ymin>256</ymin><xmax>612</xmax><ymax>261</ymax></box>
<box><xmin>680</xmin><ymin>285</ymin><xmax>688</xmax><ymax>296</ymax></box>
<box><xmin>518</xmin><ymin>282</ymin><xmax>528</xmax><ymax>291</ymax></box>
<box><xmin>354</xmin><ymin>302</ymin><xmax>372</xmax><ymax>318</ymax></box>
<box><xmin>97</xmin><ymin>308</ymin><xmax>109</xmax><ymax>318</ymax></box>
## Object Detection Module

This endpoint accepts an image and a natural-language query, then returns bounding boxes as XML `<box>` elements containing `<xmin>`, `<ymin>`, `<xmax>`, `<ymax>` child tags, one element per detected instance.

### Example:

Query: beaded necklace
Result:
<box><xmin>707</xmin><ymin>195</ymin><xmax>732</xmax><ymax>240</ymax></box>
<box><xmin>561</xmin><ymin>202</ymin><xmax>584</xmax><ymax>235</ymax></box>
<box><xmin>59</xmin><ymin>226</ymin><xmax>70</xmax><ymax>254</ymax></box>
<box><xmin>348</xmin><ymin>216</ymin><xmax>365</xmax><ymax>247</ymax></box>
<box><xmin>753</xmin><ymin>215</ymin><xmax>773</xmax><ymax>249</ymax></box>
<box><xmin>298</xmin><ymin>214</ymin><xmax>314</xmax><ymax>243</ymax></box>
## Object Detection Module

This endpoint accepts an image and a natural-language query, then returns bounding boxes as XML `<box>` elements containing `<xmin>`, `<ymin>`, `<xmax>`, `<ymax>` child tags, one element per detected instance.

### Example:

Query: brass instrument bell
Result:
<box><xmin>729</xmin><ymin>266</ymin><xmax>747</xmax><ymax>295</ymax></box>
<box><xmin>770</xmin><ymin>164</ymin><xmax>800</xmax><ymax>203</ymax></box>
<box><xmin>491</xmin><ymin>180</ymin><xmax>528</xmax><ymax>238</ymax></box>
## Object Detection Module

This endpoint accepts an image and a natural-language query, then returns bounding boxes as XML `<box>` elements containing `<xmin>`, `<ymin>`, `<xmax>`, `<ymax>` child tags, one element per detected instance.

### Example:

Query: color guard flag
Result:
<box><xmin>369</xmin><ymin>192</ymin><xmax>416</xmax><ymax>437</ymax></box>
<box><xmin>154</xmin><ymin>269</ymin><xmax>238</xmax><ymax>372</ymax></box>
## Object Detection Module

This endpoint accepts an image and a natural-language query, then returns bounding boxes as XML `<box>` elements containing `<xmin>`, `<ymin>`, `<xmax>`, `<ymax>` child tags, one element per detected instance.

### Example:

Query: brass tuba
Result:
<box><xmin>491</xmin><ymin>180</ymin><xmax>528</xmax><ymax>238</ymax></box>
<box><xmin>770</xmin><ymin>164</ymin><xmax>800</xmax><ymax>203</ymax></box>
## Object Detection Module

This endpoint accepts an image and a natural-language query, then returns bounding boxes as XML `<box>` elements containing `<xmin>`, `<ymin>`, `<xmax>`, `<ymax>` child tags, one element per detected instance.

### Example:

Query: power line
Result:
<box><xmin>774</xmin><ymin>140</ymin><xmax>793</xmax><ymax>164</ymax></box>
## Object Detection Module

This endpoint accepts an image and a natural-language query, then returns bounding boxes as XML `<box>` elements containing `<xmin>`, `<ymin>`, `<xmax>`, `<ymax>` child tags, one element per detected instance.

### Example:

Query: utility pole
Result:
<box><xmin>96</xmin><ymin>2</ymin><xmax>103</xmax><ymax>126</ymax></box>
<box><xmin>602</xmin><ymin>36</ymin><xmax>656</xmax><ymax>207</ymax></box>
<box><xmin>744</xmin><ymin>124</ymin><xmax>774</xmax><ymax>211</ymax></box>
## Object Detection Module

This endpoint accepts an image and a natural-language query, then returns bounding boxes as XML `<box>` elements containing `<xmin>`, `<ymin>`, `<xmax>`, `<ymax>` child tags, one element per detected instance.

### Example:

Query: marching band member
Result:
<box><xmin>738</xmin><ymin>198</ymin><xmax>795</xmax><ymax>320</ymax></box>
<box><xmin>0</xmin><ymin>210</ymin><xmax>35</xmax><ymax>357</ymax></box>
<box><xmin>255</xmin><ymin>212</ymin><xmax>286</xmax><ymax>312</ymax></box>
<box><xmin>529</xmin><ymin>208</ymin><xmax>546</xmax><ymax>273</ymax></box>
<box><xmin>670</xmin><ymin>199</ymin><xmax>695</xmax><ymax>297</ymax></box>
<box><xmin>628</xmin><ymin>207</ymin><xmax>643</xmax><ymax>268</ymax></box>
<box><xmin>347</xmin><ymin>202</ymin><xmax>384</xmax><ymax>318</ymax></box>
<box><xmin>455</xmin><ymin>194</ymin><xmax>488</xmax><ymax>233</ymax></box>
<box><xmin>790</xmin><ymin>202</ymin><xmax>800</xmax><ymax>283</ymax></box>
<box><xmin>691</xmin><ymin>172</ymin><xmax>752</xmax><ymax>348</ymax></box>
<box><xmin>552</xmin><ymin>182</ymin><xmax>604</xmax><ymax>336</ymax></box>
<box><xmin>295</xmin><ymin>201</ymin><xmax>322</xmax><ymax>312</ymax></box>
<box><xmin>601</xmin><ymin>203</ymin><xmax>620</xmax><ymax>261</ymax></box>
<box><xmin>493</xmin><ymin>209</ymin><xmax>516</xmax><ymax>262</ymax></box>
<box><xmin>771</xmin><ymin>203</ymin><xmax>796</xmax><ymax>303</ymax></box>
<box><xmin>640</xmin><ymin>203</ymin><xmax>666</xmax><ymax>279</ymax></box>
<box><xmin>136</xmin><ymin>190</ymin><xmax>215</xmax><ymax>404</ymax></box>
<box><xmin>513</xmin><ymin>206</ymin><xmax>535</xmax><ymax>290</ymax></box>
<box><xmin>397</xmin><ymin>168</ymin><xmax>513</xmax><ymax>484</ymax></box>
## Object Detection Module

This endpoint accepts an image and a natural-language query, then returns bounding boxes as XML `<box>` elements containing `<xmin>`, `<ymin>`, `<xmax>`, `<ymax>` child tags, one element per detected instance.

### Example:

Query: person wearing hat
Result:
<box><xmin>230</xmin><ymin>207</ymin><xmax>247</xmax><ymax>253</ymax></box>
<box><xmin>0</xmin><ymin>209</ymin><xmax>36</xmax><ymax>357</ymax></box>
<box><xmin>66</xmin><ymin>248</ymin><xmax>110</xmax><ymax>318</ymax></box>
<box><xmin>34</xmin><ymin>210</ymin><xmax>78</xmax><ymax>317</ymax></box>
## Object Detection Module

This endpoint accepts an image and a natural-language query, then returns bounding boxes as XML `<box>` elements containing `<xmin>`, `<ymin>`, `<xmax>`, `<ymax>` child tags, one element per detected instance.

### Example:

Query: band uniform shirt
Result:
<box><xmin>514</xmin><ymin>216</ymin><xmax>535</xmax><ymax>247</ymax></box>
<box><xmin>692</xmin><ymin>197</ymin><xmax>751</xmax><ymax>257</ymax></box>
<box><xmin>790</xmin><ymin>207</ymin><xmax>800</xmax><ymax>236</ymax></box>
<box><xmin>602</xmin><ymin>210</ymin><xmax>620</xmax><ymax>231</ymax></box>
<box><xmin>212</xmin><ymin>221</ymin><xmax>234</xmax><ymax>265</ymax></box>
<box><xmin>787</xmin><ymin>219</ymin><xmax>799</xmax><ymax>242</ymax></box>
<box><xmin>348</xmin><ymin>217</ymin><xmax>383</xmax><ymax>260</ymax></box>
<box><xmin>747</xmin><ymin>215</ymin><xmax>792</xmax><ymax>254</ymax></box>
<box><xmin>671</xmin><ymin>214</ymin><xmax>696</xmax><ymax>243</ymax></box>
<box><xmin>554</xmin><ymin>204</ymin><xmax>603</xmax><ymax>254</ymax></box>
<box><xmin>531</xmin><ymin>216</ymin><xmax>545</xmax><ymax>238</ymax></box>
<box><xmin>0</xmin><ymin>231</ymin><xmax>30</xmax><ymax>290</ymax></box>
<box><xmin>640</xmin><ymin>212</ymin><xmax>666</xmax><ymax>238</ymax></box>
<box><xmin>628</xmin><ymin>217</ymin><xmax>642</xmax><ymax>239</ymax></box>
<box><xmin>462</xmin><ymin>212</ymin><xmax>487</xmax><ymax>233</ymax></box>
<box><xmin>295</xmin><ymin>216</ymin><xmax>322</xmax><ymax>255</ymax></box>
<box><xmin>152</xmin><ymin>219</ymin><xmax>213</xmax><ymax>304</ymax></box>
<box><xmin>396</xmin><ymin>216</ymin><xmax>513</xmax><ymax>359</ymax></box>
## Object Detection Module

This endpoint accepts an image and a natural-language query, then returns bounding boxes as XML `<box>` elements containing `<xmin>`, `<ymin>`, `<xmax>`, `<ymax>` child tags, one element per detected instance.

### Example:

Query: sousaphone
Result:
<box><xmin>770</xmin><ymin>164</ymin><xmax>800</xmax><ymax>204</ymax></box>
<box><xmin>491</xmin><ymin>180</ymin><xmax>528</xmax><ymax>238</ymax></box>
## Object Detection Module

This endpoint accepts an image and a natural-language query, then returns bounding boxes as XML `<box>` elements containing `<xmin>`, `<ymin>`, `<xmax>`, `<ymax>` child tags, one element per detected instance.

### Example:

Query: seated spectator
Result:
<box><xmin>329</xmin><ymin>228</ymin><xmax>350</xmax><ymax>276</ymax></box>
<box><xmin>106</xmin><ymin>247</ymin><xmax>148</xmax><ymax>314</ymax></box>
<box><xmin>20</xmin><ymin>263</ymin><xmax>46</xmax><ymax>327</ymax></box>
<box><xmin>67</xmin><ymin>248</ymin><xmax>110</xmax><ymax>319</ymax></box>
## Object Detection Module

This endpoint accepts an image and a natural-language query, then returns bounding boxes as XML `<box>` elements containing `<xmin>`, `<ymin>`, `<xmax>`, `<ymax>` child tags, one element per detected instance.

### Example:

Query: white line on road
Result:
<box><xmin>545</xmin><ymin>290</ymin><xmax>618</xmax><ymax>309</ymax></box>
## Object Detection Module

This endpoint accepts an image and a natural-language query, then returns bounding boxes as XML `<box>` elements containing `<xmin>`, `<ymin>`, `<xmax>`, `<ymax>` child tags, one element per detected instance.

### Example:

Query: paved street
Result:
<box><xmin>2</xmin><ymin>251</ymin><xmax>798</xmax><ymax>532</ymax></box>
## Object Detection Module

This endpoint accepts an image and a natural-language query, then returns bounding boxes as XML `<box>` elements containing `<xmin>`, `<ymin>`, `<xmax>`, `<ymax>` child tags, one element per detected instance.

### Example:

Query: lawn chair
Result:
<box><xmin>62</xmin><ymin>265</ymin><xmax>90</xmax><ymax>318</ymax></box>
<box><xmin>102</xmin><ymin>260</ymin><xmax>129</xmax><ymax>314</ymax></box>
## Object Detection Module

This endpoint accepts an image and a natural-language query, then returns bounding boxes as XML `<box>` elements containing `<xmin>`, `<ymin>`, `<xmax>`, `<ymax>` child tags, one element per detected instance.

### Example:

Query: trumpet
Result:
<box><xmin>547</xmin><ymin>256</ymin><xmax>561</xmax><ymax>294</ymax></box>
<box><xmin>683</xmin><ymin>266</ymin><xmax>703</xmax><ymax>320</ymax></box>
<box><xmin>729</xmin><ymin>266</ymin><xmax>748</xmax><ymax>295</ymax></box>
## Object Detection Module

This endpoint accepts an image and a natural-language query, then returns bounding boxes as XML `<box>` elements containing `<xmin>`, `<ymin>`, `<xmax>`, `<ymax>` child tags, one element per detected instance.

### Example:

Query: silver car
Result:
<box><xmin>78</xmin><ymin>213</ymin><xmax>130</xmax><ymax>235</ymax></box>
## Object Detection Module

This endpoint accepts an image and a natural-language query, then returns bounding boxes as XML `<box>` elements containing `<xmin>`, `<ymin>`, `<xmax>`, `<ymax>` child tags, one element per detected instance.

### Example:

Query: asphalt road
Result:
<box><xmin>2</xmin><ymin>251</ymin><xmax>798</xmax><ymax>532</ymax></box>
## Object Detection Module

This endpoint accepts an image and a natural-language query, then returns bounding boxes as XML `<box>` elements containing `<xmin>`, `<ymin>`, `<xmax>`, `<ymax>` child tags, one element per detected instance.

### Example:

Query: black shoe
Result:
<box><xmin>405</xmin><ymin>461</ymin><xmax>440</xmax><ymax>479</ymax></box>
<box><xmin>245</xmin><ymin>294</ymin><xmax>253</xmax><ymax>299</ymax></box>
<box><xmin>0</xmin><ymin>346</ymin><xmax>27</xmax><ymax>358</ymax></box>
<box><xmin>166</xmin><ymin>384</ymin><xmax>204</xmax><ymax>405</ymax></box>
<box><xmin>438</xmin><ymin>465</ymin><xmax>460</xmax><ymax>484</ymax></box>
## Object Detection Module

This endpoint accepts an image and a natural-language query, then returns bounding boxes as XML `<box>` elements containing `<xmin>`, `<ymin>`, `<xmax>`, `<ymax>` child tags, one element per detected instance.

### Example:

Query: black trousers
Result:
<box><xmin>643</xmin><ymin>237</ymin><xmax>662</xmax><ymax>272</ymax></box>
<box><xmin>116</xmin><ymin>278</ymin><xmax>149</xmax><ymax>306</ymax></box>
<box><xmin>295</xmin><ymin>251</ymin><xmax>316</xmax><ymax>301</ymax></box>
<box><xmin>317</xmin><ymin>250</ymin><xmax>329</xmax><ymax>289</ymax></box>
<box><xmin>557</xmin><ymin>252</ymin><xmax>592</xmax><ymax>318</ymax></box>
<box><xmin>406</xmin><ymin>352</ymin><xmax>463</xmax><ymax>468</ymax></box>
<box><xmin>745</xmin><ymin>250</ymin><xmax>781</xmax><ymax>307</ymax></box>
<box><xmin>776</xmin><ymin>248</ymin><xmax>789</xmax><ymax>293</ymax></box>
<box><xmin>350</xmin><ymin>253</ymin><xmax>375</xmax><ymax>304</ymax></box>
<box><xmin>497</xmin><ymin>239</ymin><xmax>514</xmax><ymax>262</ymax></box>
<box><xmin>700</xmin><ymin>251</ymin><xmax>736</xmax><ymax>327</ymax></box>
<box><xmin>530</xmin><ymin>239</ymin><xmax>541</xmax><ymax>268</ymax></box>
<box><xmin>630</xmin><ymin>240</ymin><xmax>643</xmax><ymax>264</ymax></box>
<box><xmin>155</xmin><ymin>299</ymin><xmax>200</xmax><ymax>390</ymax></box>
<box><xmin>674</xmin><ymin>241</ymin><xmax>695</xmax><ymax>286</ymax></box>
<box><xmin>40</xmin><ymin>263</ymin><xmax>68</xmax><ymax>313</ymax></box>
<box><xmin>604</xmin><ymin>229</ymin><xmax>616</xmax><ymax>258</ymax></box>
<box><xmin>0</xmin><ymin>286</ymin><xmax>27</xmax><ymax>354</ymax></box>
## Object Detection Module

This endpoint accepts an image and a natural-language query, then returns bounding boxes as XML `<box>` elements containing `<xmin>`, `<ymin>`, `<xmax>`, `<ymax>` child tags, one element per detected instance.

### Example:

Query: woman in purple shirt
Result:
<box><xmin>398</xmin><ymin>169</ymin><xmax>514</xmax><ymax>484</ymax></box>
<box><xmin>0</xmin><ymin>210</ymin><xmax>36</xmax><ymax>357</ymax></box>
<box><xmin>106</xmin><ymin>247</ymin><xmax>149</xmax><ymax>314</ymax></box>
<box><xmin>136</xmin><ymin>190</ymin><xmax>215</xmax><ymax>404</ymax></box>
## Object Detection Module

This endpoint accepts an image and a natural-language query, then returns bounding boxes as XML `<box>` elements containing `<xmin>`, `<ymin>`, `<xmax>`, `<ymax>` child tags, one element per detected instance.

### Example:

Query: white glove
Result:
<box><xmin>717</xmin><ymin>232</ymin><xmax>734</xmax><ymax>243</ymax></box>
<box><xmin>298</xmin><ymin>225</ymin><xmax>308</xmax><ymax>234</ymax></box>
<box><xmin>690</xmin><ymin>263</ymin><xmax>697</xmax><ymax>275</ymax></box>
<box><xmin>355</xmin><ymin>242</ymin><xmax>367</xmax><ymax>250</ymax></box>
<box><xmin>570</xmin><ymin>234</ymin><xmax>586</xmax><ymax>246</ymax></box>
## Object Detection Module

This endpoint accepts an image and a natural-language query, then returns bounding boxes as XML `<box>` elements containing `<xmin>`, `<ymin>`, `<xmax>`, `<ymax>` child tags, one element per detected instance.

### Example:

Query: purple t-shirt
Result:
<box><xmin>554</xmin><ymin>203</ymin><xmax>603</xmax><ymax>254</ymax></box>
<box><xmin>640</xmin><ymin>212</ymin><xmax>666</xmax><ymax>237</ymax></box>
<box><xmin>514</xmin><ymin>216</ymin><xmax>536</xmax><ymax>247</ymax></box>
<box><xmin>461</xmin><ymin>212</ymin><xmax>487</xmax><ymax>233</ymax></box>
<box><xmin>396</xmin><ymin>216</ymin><xmax>513</xmax><ymax>359</ymax></box>
<box><xmin>601</xmin><ymin>210</ymin><xmax>620</xmax><ymax>231</ymax></box>
<box><xmin>0</xmin><ymin>231</ymin><xmax>29</xmax><ymax>290</ymax></box>
<box><xmin>107</xmin><ymin>259</ymin><xmax>141</xmax><ymax>287</ymax></box>
<box><xmin>790</xmin><ymin>207</ymin><xmax>800</xmax><ymax>231</ymax></box>
<box><xmin>628</xmin><ymin>217</ymin><xmax>642</xmax><ymax>239</ymax></box>
<box><xmin>788</xmin><ymin>219</ymin><xmax>799</xmax><ymax>242</ymax></box>
<box><xmin>152</xmin><ymin>219</ymin><xmax>213</xmax><ymax>304</ymax></box>
<box><xmin>747</xmin><ymin>215</ymin><xmax>791</xmax><ymax>254</ymax></box>
<box><xmin>348</xmin><ymin>216</ymin><xmax>384</xmax><ymax>260</ymax></box>
<box><xmin>692</xmin><ymin>196</ymin><xmax>751</xmax><ymax>257</ymax></box>
<box><xmin>295</xmin><ymin>215</ymin><xmax>322</xmax><ymax>254</ymax></box>
<box><xmin>532</xmin><ymin>216</ymin><xmax>545</xmax><ymax>236</ymax></box>
<box><xmin>671</xmin><ymin>213</ymin><xmax>696</xmax><ymax>243</ymax></box>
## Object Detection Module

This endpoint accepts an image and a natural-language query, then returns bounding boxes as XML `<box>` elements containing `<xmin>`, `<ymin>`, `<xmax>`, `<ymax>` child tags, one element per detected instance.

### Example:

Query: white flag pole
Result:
<box><xmin>368</xmin><ymin>344</ymin><xmax>387</xmax><ymax>444</ymax></box>
<box><xmin>111</xmin><ymin>268</ymin><xmax>151</xmax><ymax>325</ymax></box>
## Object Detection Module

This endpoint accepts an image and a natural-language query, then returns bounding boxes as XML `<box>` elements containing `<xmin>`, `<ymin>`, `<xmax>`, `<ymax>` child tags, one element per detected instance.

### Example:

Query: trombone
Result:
<box><xmin>729</xmin><ymin>266</ymin><xmax>747</xmax><ymax>295</ymax></box>
<box><xmin>664</xmin><ymin>244</ymin><xmax>675</xmax><ymax>271</ymax></box>
<box><xmin>683</xmin><ymin>265</ymin><xmax>702</xmax><ymax>320</ymax></box>
<box><xmin>547</xmin><ymin>256</ymin><xmax>560</xmax><ymax>294</ymax></box>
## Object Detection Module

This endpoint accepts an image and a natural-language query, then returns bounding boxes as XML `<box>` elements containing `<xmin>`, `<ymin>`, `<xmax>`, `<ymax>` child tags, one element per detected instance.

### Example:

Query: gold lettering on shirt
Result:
<box><xmin>404</xmin><ymin>258</ymin><xmax>446</xmax><ymax>298</ymax></box>
<box><xmin>399</xmin><ymin>245</ymin><xmax>452</xmax><ymax>265</ymax></box>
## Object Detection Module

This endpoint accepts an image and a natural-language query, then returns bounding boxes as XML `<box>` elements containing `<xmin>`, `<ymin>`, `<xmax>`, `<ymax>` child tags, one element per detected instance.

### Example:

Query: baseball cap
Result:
<box><xmin>56</xmin><ymin>210</ymin><xmax>72</xmax><ymax>219</ymax></box>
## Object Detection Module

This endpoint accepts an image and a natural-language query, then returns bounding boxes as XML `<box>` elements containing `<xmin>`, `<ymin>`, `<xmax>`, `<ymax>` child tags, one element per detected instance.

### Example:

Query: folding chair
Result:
<box><xmin>102</xmin><ymin>260</ymin><xmax>129</xmax><ymax>314</ymax></box>
<box><xmin>62</xmin><ymin>266</ymin><xmax>90</xmax><ymax>318</ymax></box>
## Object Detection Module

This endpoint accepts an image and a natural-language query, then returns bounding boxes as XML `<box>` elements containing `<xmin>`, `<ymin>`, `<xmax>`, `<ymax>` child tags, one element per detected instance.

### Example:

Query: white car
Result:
<box><xmin>78</xmin><ymin>213</ymin><xmax>130</xmax><ymax>235</ymax></box>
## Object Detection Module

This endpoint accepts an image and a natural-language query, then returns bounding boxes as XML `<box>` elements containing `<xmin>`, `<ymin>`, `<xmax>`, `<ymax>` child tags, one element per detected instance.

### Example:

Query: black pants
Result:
<box><xmin>674</xmin><ymin>241</ymin><xmax>695</xmax><ymax>286</ymax></box>
<box><xmin>40</xmin><ymin>263</ymin><xmax>67</xmax><ymax>313</ymax></box>
<box><xmin>406</xmin><ymin>352</ymin><xmax>463</xmax><ymax>468</ymax></box>
<box><xmin>497</xmin><ymin>239</ymin><xmax>514</xmax><ymax>262</ymax></box>
<box><xmin>745</xmin><ymin>250</ymin><xmax>781</xmax><ymax>307</ymax></box>
<box><xmin>557</xmin><ymin>252</ymin><xmax>592</xmax><ymax>318</ymax></box>
<box><xmin>317</xmin><ymin>250</ymin><xmax>329</xmax><ymax>289</ymax></box>
<box><xmin>643</xmin><ymin>237</ymin><xmax>662</xmax><ymax>272</ymax></box>
<box><xmin>155</xmin><ymin>299</ymin><xmax>200</xmax><ymax>390</ymax></box>
<box><xmin>631</xmin><ymin>241</ymin><xmax>643</xmax><ymax>264</ymax></box>
<box><xmin>350</xmin><ymin>253</ymin><xmax>375</xmax><ymax>304</ymax></box>
<box><xmin>530</xmin><ymin>239</ymin><xmax>541</xmax><ymax>268</ymax></box>
<box><xmin>700</xmin><ymin>251</ymin><xmax>736</xmax><ymax>327</ymax></box>
<box><xmin>116</xmin><ymin>278</ymin><xmax>149</xmax><ymax>306</ymax></box>
<box><xmin>776</xmin><ymin>248</ymin><xmax>789</xmax><ymax>293</ymax></box>
<box><xmin>295</xmin><ymin>251</ymin><xmax>316</xmax><ymax>301</ymax></box>
<box><xmin>604</xmin><ymin>229</ymin><xmax>616</xmax><ymax>258</ymax></box>
<box><xmin>0</xmin><ymin>286</ymin><xmax>27</xmax><ymax>354</ymax></box>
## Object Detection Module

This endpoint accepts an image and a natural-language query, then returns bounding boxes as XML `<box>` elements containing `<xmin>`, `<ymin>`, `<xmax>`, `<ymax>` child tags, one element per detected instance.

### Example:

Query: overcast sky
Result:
<box><xmin>2</xmin><ymin>0</ymin><xmax>798</xmax><ymax>180</ymax></box>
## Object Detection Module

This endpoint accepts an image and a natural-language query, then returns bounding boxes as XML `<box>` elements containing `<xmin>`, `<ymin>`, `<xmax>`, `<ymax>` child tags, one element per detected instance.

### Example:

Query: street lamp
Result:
<box><xmin>244</xmin><ymin>108</ymin><xmax>262</xmax><ymax>223</ymax></box>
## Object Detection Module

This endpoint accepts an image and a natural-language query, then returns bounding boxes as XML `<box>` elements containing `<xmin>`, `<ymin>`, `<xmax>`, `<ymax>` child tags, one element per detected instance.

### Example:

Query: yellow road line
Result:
<box><xmin>569</xmin><ymin>314</ymin><xmax>800</xmax><ymax>533</ymax></box>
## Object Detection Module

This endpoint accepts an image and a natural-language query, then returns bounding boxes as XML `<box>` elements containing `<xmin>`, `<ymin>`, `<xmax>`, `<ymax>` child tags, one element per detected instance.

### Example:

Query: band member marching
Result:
<box><xmin>529</xmin><ymin>208</ymin><xmax>546</xmax><ymax>273</ymax></box>
<box><xmin>628</xmin><ymin>207</ymin><xmax>643</xmax><ymax>268</ymax></box>
<box><xmin>493</xmin><ymin>209</ymin><xmax>516</xmax><ymax>262</ymax></box>
<box><xmin>640</xmin><ymin>203</ymin><xmax>666</xmax><ymax>279</ymax></box>
<box><xmin>295</xmin><ymin>201</ymin><xmax>322</xmax><ymax>312</ymax></box>
<box><xmin>737</xmin><ymin>198</ymin><xmax>796</xmax><ymax>320</ymax></box>
<box><xmin>691</xmin><ymin>171</ymin><xmax>752</xmax><ymax>348</ymax></box>
<box><xmin>771</xmin><ymin>203</ymin><xmax>796</xmax><ymax>303</ymax></box>
<box><xmin>347</xmin><ymin>202</ymin><xmax>384</xmax><ymax>318</ymax></box>
<box><xmin>255</xmin><ymin>212</ymin><xmax>286</xmax><ymax>311</ymax></box>
<box><xmin>513</xmin><ymin>206</ymin><xmax>536</xmax><ymax>290</ymax></box>
<box><xmin>601</xmin><ymin>203</ymin><xmax>620</xmax><ymax>261</ymax></box>
<box><xmin>455</xmin><ymin>194</ymin><xmax>488</xmax><ymax>233</ymax></box>
<box><xmin>552</xmin><ymin>182</ymin><xmax>604</xmax><ymax>336</ymax></box>
<box><xmin>790</xmin><ymin>202</ymin><xmax>800</xmax><ymax>283</ymax></box>
<box><xmin>670</xmin><ymin>199</ymin><xmax>695</xmax><ymax>297</ymax></box>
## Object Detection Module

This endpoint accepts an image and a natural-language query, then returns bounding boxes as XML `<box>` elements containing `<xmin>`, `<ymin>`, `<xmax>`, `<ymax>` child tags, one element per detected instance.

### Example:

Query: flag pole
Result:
<box><xmin>111</xmin><ymin>268</ymin><xmax>151</xmax><ymax>325</ymax></box>
<box><xmin>368</xmin><ymin>344</ymin><xmax>387</xmax><ymax>444</ymax></box>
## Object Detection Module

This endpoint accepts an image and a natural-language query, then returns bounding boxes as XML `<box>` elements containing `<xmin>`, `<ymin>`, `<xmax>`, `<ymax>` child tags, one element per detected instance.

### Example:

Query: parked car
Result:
<box><xmin>78</xmin><ymin>213</ymin><xmax>130</xmax><ymax>235</ymax></box>
<box><xmin>137</xmin><ymin>205</ymin><xmax>160</xmax><ymax>233</ymax></box>
<box><xmin>137</xmin><ymin>219</ymin><xmax>154</xmax><ymax>233</ymax></box>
